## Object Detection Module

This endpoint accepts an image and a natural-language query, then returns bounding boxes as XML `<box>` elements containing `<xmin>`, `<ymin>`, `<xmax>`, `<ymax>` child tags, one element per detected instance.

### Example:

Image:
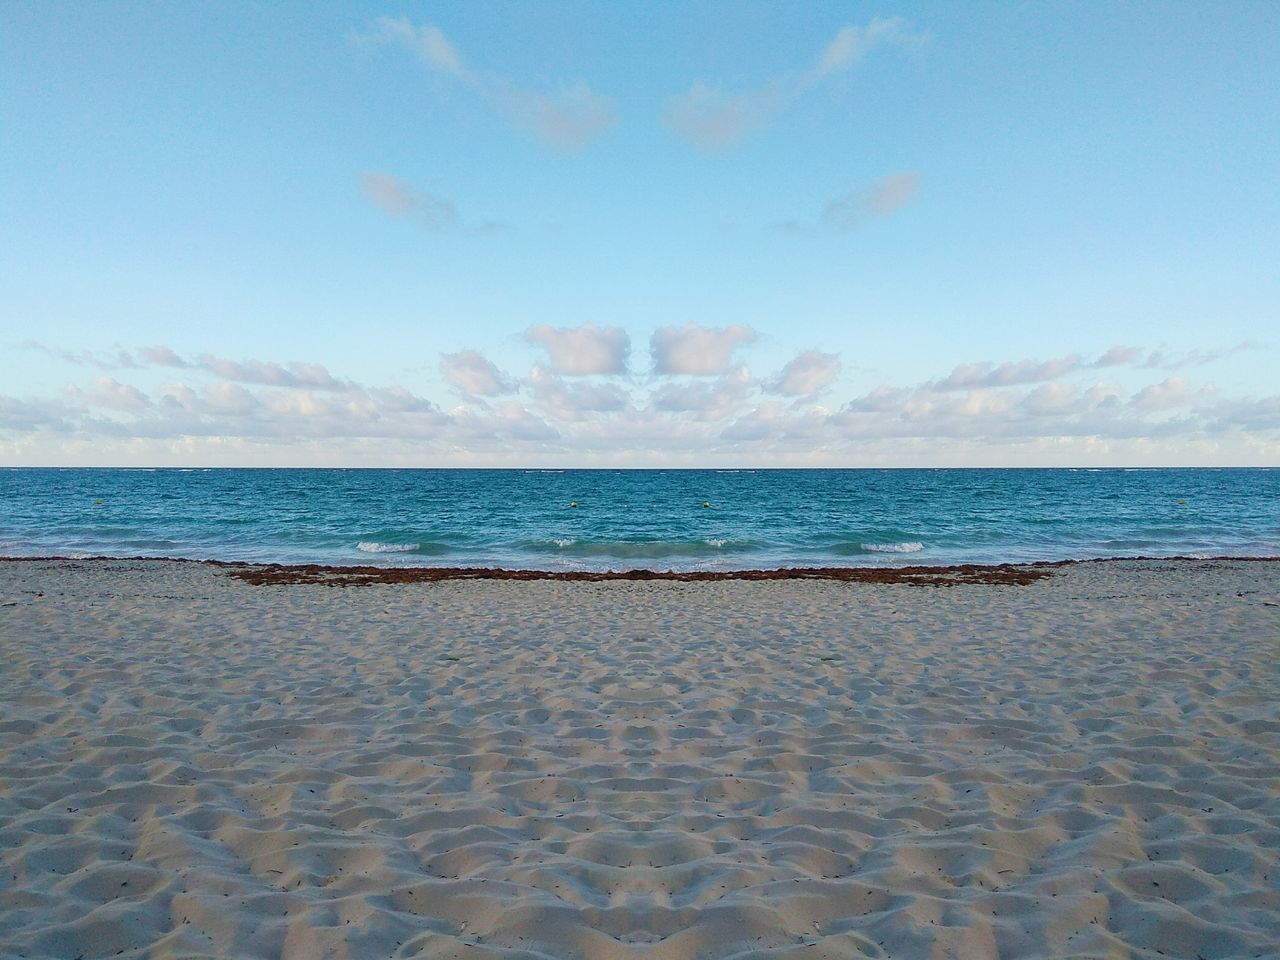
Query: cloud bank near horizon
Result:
<box><xmin>4</xmin><ymin>330</ymin><xmax>1275</xmax><ymax>467</ymax></box>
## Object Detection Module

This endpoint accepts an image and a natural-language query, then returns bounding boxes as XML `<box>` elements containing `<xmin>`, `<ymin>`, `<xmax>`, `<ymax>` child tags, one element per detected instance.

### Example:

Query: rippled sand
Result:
<box><xmin>1</xmin><ymin>558</ymin><xmax>1277</xmax><ymax>959</ymax></box>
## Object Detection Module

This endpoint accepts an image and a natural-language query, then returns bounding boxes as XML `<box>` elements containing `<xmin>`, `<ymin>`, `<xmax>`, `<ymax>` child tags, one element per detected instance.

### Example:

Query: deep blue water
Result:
<box><xmin>1</xmin><ymin>468</ymin><xmax>1277</xmax><ymax>571</ymax></box>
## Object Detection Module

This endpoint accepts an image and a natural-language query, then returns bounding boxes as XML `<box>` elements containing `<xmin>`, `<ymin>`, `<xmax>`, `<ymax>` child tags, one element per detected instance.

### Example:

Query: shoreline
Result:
<box><xmin>3</xmin><ymin>552</ymin><xmax>1279</xmax><ymax>587</ymax></box>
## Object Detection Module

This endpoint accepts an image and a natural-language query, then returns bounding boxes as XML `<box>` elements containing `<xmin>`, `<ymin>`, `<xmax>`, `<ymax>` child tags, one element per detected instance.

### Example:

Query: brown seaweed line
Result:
<box><xmin>221</xmin><ymin>563</ymin><xmax>1054</xmax><ymax>587</ymax></box>
<box><xmin>5</xmin><ymin>554</ymin><xmax>1277</xmax><ymax>588</ymax></box>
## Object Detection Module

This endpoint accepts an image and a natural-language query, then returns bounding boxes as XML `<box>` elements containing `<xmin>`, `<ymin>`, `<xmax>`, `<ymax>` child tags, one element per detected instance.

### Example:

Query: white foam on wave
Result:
<box><xmin>862</xmin><ymin>541</ymin><xmax>924</xmax><ymax>553</ymax></box>
<box><xmin>705</xmin><ymin>538</ymin><xmax>729</xmax><ymax>548</ymax></box>
<box><xmin>356</xmin><ymin>541</ymin><xmax>419</xmax><ymax>554</ymax></box>
<box><xmin>552</xmin><ymin>538</ymin><xmax>575</xmax><ymax>548</ymax></box>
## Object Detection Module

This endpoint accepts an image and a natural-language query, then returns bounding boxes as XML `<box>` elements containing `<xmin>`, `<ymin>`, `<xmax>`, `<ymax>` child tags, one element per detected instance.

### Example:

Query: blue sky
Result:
<box><xmin>2</xmin><ymin>1</ymin><xmax>1277</xmax><ymax>466</ymax></box>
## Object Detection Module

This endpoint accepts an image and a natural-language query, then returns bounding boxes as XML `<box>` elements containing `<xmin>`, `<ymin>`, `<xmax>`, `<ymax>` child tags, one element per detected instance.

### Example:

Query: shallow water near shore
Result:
<box><xmin>2</xmin><ymin>467</ymin><xmax>1277</xmax><ymax>571</ymax></box>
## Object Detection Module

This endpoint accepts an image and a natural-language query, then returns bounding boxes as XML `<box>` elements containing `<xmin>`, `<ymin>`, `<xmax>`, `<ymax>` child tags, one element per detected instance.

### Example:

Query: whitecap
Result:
<box><xmin>861</xmin><ymin>541</ymin><xmax>924</xmax><ymax>553</ymax></box>
<box><xmin>356</xmin><ymin>541</ymin><xmax>419</xmax><ymax>553</ymax></box>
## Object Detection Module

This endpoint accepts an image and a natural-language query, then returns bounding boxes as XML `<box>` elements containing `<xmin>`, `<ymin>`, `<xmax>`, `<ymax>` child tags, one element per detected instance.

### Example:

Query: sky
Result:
<box><xmin>1</xmin><ymin>0</ymin><xmax>1278</xmax><ymax>467</ymax></box>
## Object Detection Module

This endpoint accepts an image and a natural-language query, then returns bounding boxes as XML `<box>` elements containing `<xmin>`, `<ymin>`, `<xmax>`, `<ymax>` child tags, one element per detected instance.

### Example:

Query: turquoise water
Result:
<box><xmin>1</xmin><ymin>468</ymin><xmax>1277</xmax><ymax>571</ymax></box>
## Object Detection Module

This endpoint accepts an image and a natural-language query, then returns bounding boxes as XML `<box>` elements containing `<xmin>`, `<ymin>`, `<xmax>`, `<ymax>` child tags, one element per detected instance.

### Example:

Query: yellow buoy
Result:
<box><xmin>703</xmin><ymin>502</ymin><xmax>710</xmax><ymax>508</ymax></box>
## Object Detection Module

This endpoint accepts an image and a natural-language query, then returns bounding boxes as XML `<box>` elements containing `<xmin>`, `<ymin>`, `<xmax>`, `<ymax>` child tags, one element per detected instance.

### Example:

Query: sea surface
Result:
<box><xmin>1</xmin><ymin>468</ymin><xmax>1277</xmax><ymax>571</ymax></box>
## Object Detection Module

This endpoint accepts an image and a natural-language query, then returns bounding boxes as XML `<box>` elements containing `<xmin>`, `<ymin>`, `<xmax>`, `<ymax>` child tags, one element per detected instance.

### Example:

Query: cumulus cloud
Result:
<box><xmin>652</xmin><ymin>366</ymin><xmax>756</xmax><ymax>420</ymax></box>
<box><xmin>85</xmin><ymin>378</ymin><xmax>449</xmax><ymax>445</ymax></box>
<box><xmin>440</xmin><ymin>350</ymin><xmax>516</xmax><ymax>397</ymax></box>
<box><xmin>1021</xmin><ymin>381</ymin><xmax>1086</xmax><ymax>416</ymax></box>
<box><xmin>924</xmin><ymin>344</ymin><xmax>1258</xmax><ymax>394</ymax></box>
<box><xmin>0</xmin><ymin>395</ymin><xmax>73</xmax><ymax>432</ymax></box>
<box><xmin>25</xmin><ymin>341</ymin><xmax>368</xmax><ymax>392</ymax></box>
<box><xmin>4</xmin><ymin>339</ymin><xmax>1277</xmax><ymax>466</ymax></box>
<box><xmin>194</xmin><ymin>355</ymin><xmax>351</xmax><ymax>392</ymax></box>
<box><xmin>450</xmin><ymin>402</ymin><xmax>560</xmax><ymax>443</ymax></box>
<box><xmin>650</xmin><ymin>324</ymin><xmax>756</xmax><ymax>376</ymax></box>
<box><xmin>1130</xmin><ymin>377</ymin><xmax>1213</xmax><ymax>412</ymax></box>
<box><xmin>766</xmin><ymin>350</ymin><xmax>840</xmax><ymax>396</ymax></box>
<box><xmin>931</xmin><ymin>353</ymin><xmax>1084</xmax><ymax>392</ymax></box>
<box><xmin>1094</xmin><ymin>345</ymin><xmax>1142</xmax><ymax>367</ymax></box>
<box><xmin>369</xmin><ymin>18</ymin><xmax>616</xmax><ymax>150</ymax></box>
<box><xmin>524</xmin><ymin>324</ymin><xmax>630</xmax><ymax>375</ymax></box>
<box><xmin>665</xmin><ymin>18</ymin><xmax>919</xmax><ymax>150</ymax></box>
<box><xmin>720</xmin><ymin>401</ymin><xmax>800</xmax><ymax>443</ymax></box>
<box><xmin>91</xmin><ymin>378</ymin><xmax>151</xmax><ymax>412</ymax></box>
<box><xmin>202</xmin><ymin>382</ymin><xmax>261</xmax><ymax>417</ymax></box>
<box><xmin>141</xmin><ymin>345</ymin><xmax>189</xmax><ymax>367</ymax></box>
<box><xmin>523</xmin><ymin>366</ymin><xmax>630</xmax><ymax>421</ymax></box>
<box><xmin>935</xmin><ymin>346</ymin><xmax>1162</xmax><ymax>393</ymax></box>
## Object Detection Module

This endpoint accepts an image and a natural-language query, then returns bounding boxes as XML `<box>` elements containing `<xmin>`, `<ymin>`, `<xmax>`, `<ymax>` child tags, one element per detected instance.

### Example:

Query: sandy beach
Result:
<box><xmin>1</xmin><ymin>557</ymin><xmax>1277</xmax><ymax>959</ymax></box>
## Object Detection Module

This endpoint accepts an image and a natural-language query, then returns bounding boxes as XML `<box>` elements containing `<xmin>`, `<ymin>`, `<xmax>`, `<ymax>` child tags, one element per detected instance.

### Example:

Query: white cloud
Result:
<box><xmin>158</xmin><ymin>383</ymin><xmax>198</xmax><ymax>410</ymax></box>
<box><xmin>1021</xmin><ymin>381</ymin><xmax>1082</xmax><ymax>416</ymax></box>
<box><xmin>1130</xmin><ymin>377</ymin><xmax>1213</xmax><ymax>412</ymax></box>
<box><xmin>524</xmin><ymin>324</ymin><xmax>630</xmax><ymax>375</ymax></box>
<box><xmin>523</xmin><ymin>366</ymin><xmax>629</xmax><ymax>421</ymax></box>
<box><xmin>664</xmin><ymin>82</ymin><xmax>787</xmax><ymax>152</ymax></box>
<box><xmin>1207</xmin><ymin>394</ymin><xmax>1280</xmax><ymax>432</ymax></box>
<box><xmin>651</xmin><ymin>324</ymin><xmax>756</xmax><ymax>375</ymax></box>
<box><xmin>652</xmin><ymin>366</ymin><xmax>756</xmax><ymax>420</ymax></box>
<box><xmin>861</xmin><ymin>171</ymin><xmax>921</xmax><ymax>217</ymax></box>
<box><xmin>813</xmin><ymin>20</ymin><xmax>913</xmax><ymax>76</ymax></box>
<box><xmin>4</xmin><ymin>340</ymin><xmax>1277</xmax><ymax>466</ymax></box>
<box><xmin>931</xmin><ymin>353</ymin><xmax>1083</xmax><ymax>391</ymax></box>
<box><xmin>1093</xmin><ymin>345</ymin><xmax>1142</xmax><ymax>367</ymax></box>
<box><xmin>665</xmin><ymin>18</ymin><xmax>919</xmax><ymax>150</ymax></box>
<box><xmin>359</xmin><ymin>171</ymin><xmax>465</xmax><ymax>231</ymax></box>
<box><xmin>21</xmin><ymin>341</ymin><xmax>139</xmax><ymax>370</ymax></box>
<box><xmin>89</xmin><ymin>377</ymin><xmax>151</xmax><ymax>413</ymax></box>
<box><xmin>374</xmin><ymin>19</ymin><xmax>466</xmax><ymax>76</ymax></box>
<box><xmin>1139</xmin><ymin>342</ymin><xmax>1261</xmax><ymax>370</ymax></box>
<box><xmin>440</xmin><ymin>350</ymin><xmax>516</xmax><ymax>397</ymax></box>
<box><xmin>450</xmin><ymin>402</ymin><xmax>560</xmax><ymax>443</ymax></box>
<box><xmin>766</xmin><ymin>350</ymin><xmax>840</xmax><ymax>396</ymax></box>
<box><xmin>202</xmin><ymin>382</ymin><xmax>261</xmax><ymax>417</ymax></box>
<box><xmin>923</xmin><ymin>343</ymin><xmax>1257</xmax><ymax>394</ymax></box>
<box><xmin>780</xmin><ymin>172</ymin><xmax>921</xmax><ymax>234</ymax></box>
<box><xmin>721</xmin><ymin>400</ymin><xmax>805</xmax><ymax>442</ymax></box>
<box><xmin>130</xmin><ymin>346</ymin><xmax>356</xmax><ymax>391</ymax></box>
<box><xmin>195</xmin><ymin>354</ymin><xmax>351</xmax><ymax>392</ymax></box>
<box><xmin>141</xmin><ymin>345</ymin><xmax>189</xmax><ymax>367</ymax></box>
<box><xmin>0</xmin><ymin>394</ymin><xmax>73</xmax><ymax>432</ymax></box>
<box><xmin>494</xmin><ymin>82</ymin><xmax>616</xmax><ymax>152</ymax></box>
<box><xmin>370</xmin><ymin>18</ymin><xmax>616</xmax><ymax>151</ymax></box>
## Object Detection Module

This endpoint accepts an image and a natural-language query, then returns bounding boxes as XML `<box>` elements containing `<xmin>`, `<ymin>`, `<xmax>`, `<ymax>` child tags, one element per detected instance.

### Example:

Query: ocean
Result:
<box><xmin>1</xmin><ymin>467</ymin><xmax>1277</xmax><ymax>571</ymax></box>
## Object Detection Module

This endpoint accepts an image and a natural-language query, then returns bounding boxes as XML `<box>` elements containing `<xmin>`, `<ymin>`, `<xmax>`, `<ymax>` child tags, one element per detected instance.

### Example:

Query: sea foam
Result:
<box><xmin>357</xmin><ymin>541</ymin><xmax>419</xmax><ymax>554</ymax></box>
<box><xmin>861</xmin><ymin>541</ymin><xmax>924</xmax><ymax>553</ymax></box>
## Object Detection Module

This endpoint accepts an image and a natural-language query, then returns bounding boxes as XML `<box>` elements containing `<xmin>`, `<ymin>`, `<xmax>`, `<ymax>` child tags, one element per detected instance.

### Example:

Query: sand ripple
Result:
<box><xmin>1</xmin><ymin>558</ymin><xmax>1278</xmax><ymax>958</ymax></box>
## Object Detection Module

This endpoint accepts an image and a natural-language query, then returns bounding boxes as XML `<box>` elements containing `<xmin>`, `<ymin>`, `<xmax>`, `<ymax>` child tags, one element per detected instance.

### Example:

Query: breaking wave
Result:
<box><xmin>356</xmin><ymin>541</ymin><xmax>420</xmax><ymax>554</ymax></box>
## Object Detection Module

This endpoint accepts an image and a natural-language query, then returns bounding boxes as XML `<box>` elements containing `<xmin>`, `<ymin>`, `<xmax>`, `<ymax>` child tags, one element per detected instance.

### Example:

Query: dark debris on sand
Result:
<box><xmin>223</xmin><ymin>563</ymin><xmax>1058</xmax><ymax>588</ymax></box>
